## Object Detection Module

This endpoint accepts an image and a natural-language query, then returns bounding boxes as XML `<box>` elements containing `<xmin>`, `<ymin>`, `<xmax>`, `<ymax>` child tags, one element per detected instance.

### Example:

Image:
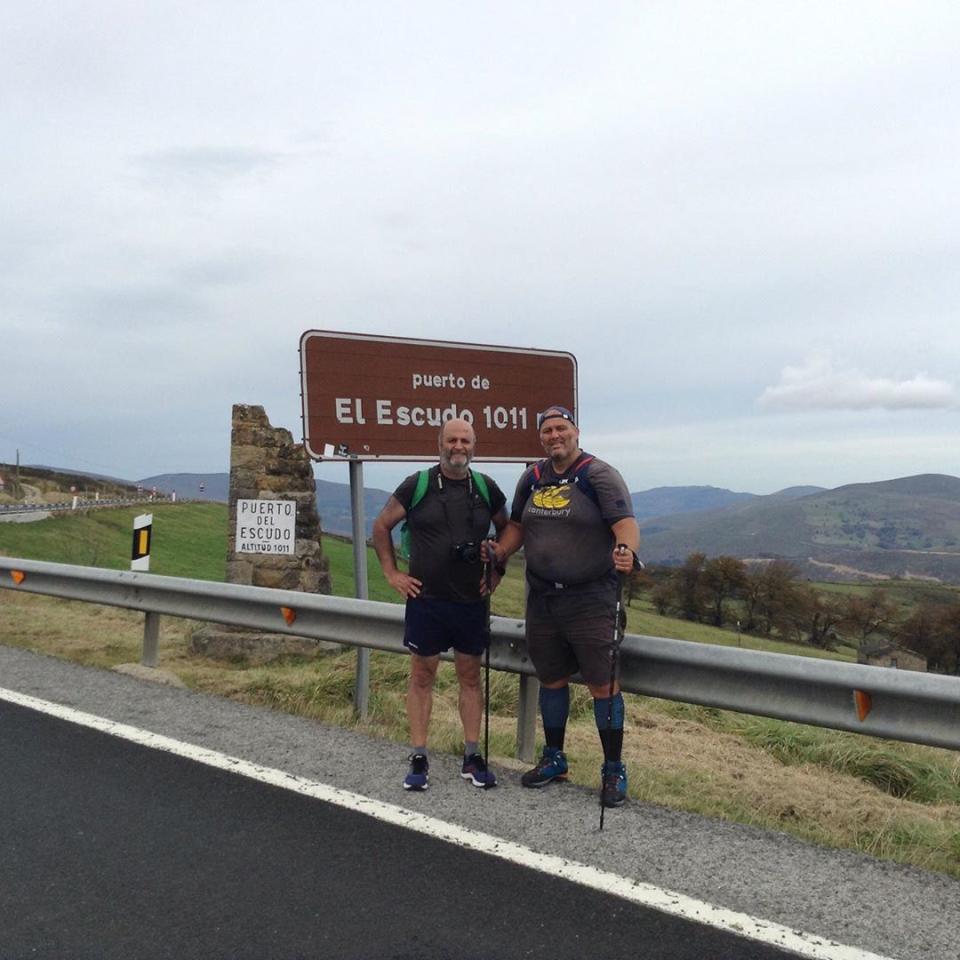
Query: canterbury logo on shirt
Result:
<box><xmin>531</xmin><ymin>486</ymin><xmax>572</xmax><ymax>509</ymax></box>
<box><xmin>527</xmin><ymin>484</ymin><xmax>574</xmax><ymax>517</ymax></box>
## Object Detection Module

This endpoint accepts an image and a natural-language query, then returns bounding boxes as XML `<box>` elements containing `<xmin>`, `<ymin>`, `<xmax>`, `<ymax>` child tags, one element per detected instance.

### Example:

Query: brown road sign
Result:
<box><xmin>299</xmin><ymin>331</ymin><xmax>577</xmax><ymax>461</ymax></box>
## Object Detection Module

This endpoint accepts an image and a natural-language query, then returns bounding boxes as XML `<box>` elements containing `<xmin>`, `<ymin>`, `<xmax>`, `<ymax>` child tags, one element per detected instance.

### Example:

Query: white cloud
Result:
<box><xmin>757</xmin><ymin>353</ymin><xmax>955</xmax><ymax>411</ymax></box>
<box><xmin>588</xmin><ymin>410</ymin><xmax>960</xmax><ymax>495</ymax></box>
<box><xmin>3</xmin><ymin>3</ymin><xmax>960</xmax><ymax>489</ymax></box>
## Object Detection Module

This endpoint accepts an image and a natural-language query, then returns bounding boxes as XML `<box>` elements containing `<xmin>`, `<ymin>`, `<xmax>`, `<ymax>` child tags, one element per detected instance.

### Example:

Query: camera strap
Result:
<box><xmin>437</xmin><ymin>470</ymin><xmax>478</xmax><ymax>544</ymax></box>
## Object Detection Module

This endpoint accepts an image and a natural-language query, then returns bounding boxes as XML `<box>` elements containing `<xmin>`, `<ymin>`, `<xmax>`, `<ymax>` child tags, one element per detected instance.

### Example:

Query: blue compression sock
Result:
<box><xmin>539</xmin><ymin>685</ymin><xmax>570</xmax><ymax>751</ymax></box>
<box><xmin>594</xmin><ymin>693</ymin><xmax>625</xmax><ymax>763</ymax></box>
<box><xmin>593</xmin><ymin>693</ymin><xmax>625</xmax><ymax>730</ymax></box>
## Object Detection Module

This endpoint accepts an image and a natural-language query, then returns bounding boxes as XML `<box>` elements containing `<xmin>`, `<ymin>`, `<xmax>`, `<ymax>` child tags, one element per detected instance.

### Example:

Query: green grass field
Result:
<box><xmin>812</xmin><ymin>578</ymin><xmax>960</xmax><ymax>610</ymax></box>
<box><xmin>0</xmin><ymin>503</ymin><xmax>227</xmax><ymax>580</ymax></box>
<box><xmin>2</xmin><ymin>503</ymin><xmax>958</xmax><ymax>879</ymax></box>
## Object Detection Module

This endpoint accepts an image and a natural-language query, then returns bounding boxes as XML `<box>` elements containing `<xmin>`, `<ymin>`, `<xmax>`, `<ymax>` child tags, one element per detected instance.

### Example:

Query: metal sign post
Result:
<box><xmin>131</xmin><ymin>512</ymin><xmax>157</xmax><ymax>666</ymax></box>
<box><xmin>349</xmin><ymin>459</ymin><xmax>370</xmax><ymax>719</ymax></box>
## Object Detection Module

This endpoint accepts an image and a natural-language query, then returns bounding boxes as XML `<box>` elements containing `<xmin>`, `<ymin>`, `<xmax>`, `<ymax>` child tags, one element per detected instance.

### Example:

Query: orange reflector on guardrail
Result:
<box><xmin>853</xmin><ymin>689</ymin><xmax>872</xmax><ymax>721</ymax></box>
<box><xmin>10</xmin><ymin>570</ymin><xmax>25</xmax><ymax>585</ymax></box>
<box><xmin>280</xmin><ymin>606</ymin><xmax>297</xmax><ymax>626</ymax></box>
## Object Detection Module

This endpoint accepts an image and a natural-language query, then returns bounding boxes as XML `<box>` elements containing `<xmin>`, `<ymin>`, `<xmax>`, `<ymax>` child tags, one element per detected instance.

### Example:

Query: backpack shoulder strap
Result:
<box><xmin>519</xmin><ymin>460</ymin><xmax>547</xmax><ymax>511</ymax></box>
<box><xmin>571</xmin><ymin>453</ymin><xmax>599</xmax><ymax>508</ymax></box>
<box><xmin>573</xmin><ymin>453</ymin><xmax>595</xmax><ymax>475</ymax></box>
<box><xmin>409</xmin><ymin>469</ymin><xmax>431</xmax><ymax>511</ymax></box>
<box><xmin>470</xmin><ymin>470</ymin><xmax>492</xmax><ymax>507</ymax></box>
<box><xmin>530</xmin><ymin>459</ymin><xmax>547</xmax><ymax>488</ymax></box>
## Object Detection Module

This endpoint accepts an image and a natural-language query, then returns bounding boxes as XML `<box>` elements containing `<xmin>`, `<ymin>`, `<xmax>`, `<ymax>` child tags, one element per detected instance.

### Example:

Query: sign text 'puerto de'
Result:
<box><xmin>299</xmin><ymin>331</ymin><xmax>577</xmax><ymax>461</ymax></box>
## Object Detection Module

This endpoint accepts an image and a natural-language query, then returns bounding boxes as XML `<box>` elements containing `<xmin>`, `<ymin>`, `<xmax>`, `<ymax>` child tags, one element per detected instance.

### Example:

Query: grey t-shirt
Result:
<box><xmin>510</xmin><ymin>455</ymin><xmax>633</xmax><ymax>590</ymax></box>
<box><xmin>395</xmin><ymin>466</ymin><xmax>506</xmax><ymax>603</ymax></box>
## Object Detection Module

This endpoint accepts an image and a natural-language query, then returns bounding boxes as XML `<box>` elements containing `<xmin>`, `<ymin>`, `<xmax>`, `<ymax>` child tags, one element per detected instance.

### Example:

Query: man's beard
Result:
<box><xmin>442</xmin><ymin>451</ymin><xmax>471</xmax><ymax>475</ymax></box>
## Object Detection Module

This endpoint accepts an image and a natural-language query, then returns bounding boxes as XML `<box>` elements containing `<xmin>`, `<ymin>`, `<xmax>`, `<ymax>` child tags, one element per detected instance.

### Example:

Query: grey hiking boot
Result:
<box><xmin>600</xmin><ymin>760</ymin><xmax>627</xmax><ymax>808</ymax></box>
<box><xmin>521</xmin><ymin>747</ymin><xmax>569</xmax><ymax>788</ymax></box>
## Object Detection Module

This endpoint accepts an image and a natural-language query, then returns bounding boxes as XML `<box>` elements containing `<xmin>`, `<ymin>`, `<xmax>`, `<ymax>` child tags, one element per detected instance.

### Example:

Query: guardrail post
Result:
<box><xmin>516</xmin><ymin>674</ymin><xmax>539</xmax><ymax>763</ymax></box>
<box><xmin>142</xmin><ymin>611</ymin><xmax>160</xmax><ymax>667</ymax></box>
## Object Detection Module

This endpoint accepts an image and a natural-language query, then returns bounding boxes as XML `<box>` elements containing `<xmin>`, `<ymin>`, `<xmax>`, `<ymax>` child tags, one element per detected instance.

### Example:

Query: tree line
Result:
<box><xmin>628</xmin><ymin>553</ymin><xmax>960</xmax><ymax>674</ymax></box>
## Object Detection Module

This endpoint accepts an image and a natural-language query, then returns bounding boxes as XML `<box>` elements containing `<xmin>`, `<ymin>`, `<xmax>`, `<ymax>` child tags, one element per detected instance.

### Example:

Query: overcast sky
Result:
<box><xmin>3</xmin><ymin>2</ymin><xmax>959</xmax><ymax>497</ymax></box>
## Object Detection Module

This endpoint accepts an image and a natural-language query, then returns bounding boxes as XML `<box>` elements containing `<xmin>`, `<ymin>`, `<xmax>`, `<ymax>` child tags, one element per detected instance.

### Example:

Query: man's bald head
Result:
<box><xmin>439</xmin><ymin>418</ymin><xmax>476</xmax><ymax>446</ymax></box>
<box><xmin>438</xmin><ymin>418</ymin><xmax>475</xmax><ymax>477</ymax></box>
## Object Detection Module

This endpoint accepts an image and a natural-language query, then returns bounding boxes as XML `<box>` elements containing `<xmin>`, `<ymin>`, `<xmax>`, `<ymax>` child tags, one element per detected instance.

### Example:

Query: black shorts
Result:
<box><xmin>403</xmin><ymin>597</ymin><xmax>488</xmax><ymax>658</ymax></box>
<box><xmin>525</xmin><ymin>585</ymin><xmax>618</xmax><ymax>687</ymax></box>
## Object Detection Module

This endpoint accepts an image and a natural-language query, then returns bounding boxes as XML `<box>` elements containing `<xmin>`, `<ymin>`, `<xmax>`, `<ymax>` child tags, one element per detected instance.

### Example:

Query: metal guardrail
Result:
<box><xmin>0</xmin><ymin>498</ymin><xmax>174</xmax><ymax>515</ymax></box>
<box><xmin>1</xmin><ymin>557</ymin><xmax>958</xmax><ymax>752</ymax></box>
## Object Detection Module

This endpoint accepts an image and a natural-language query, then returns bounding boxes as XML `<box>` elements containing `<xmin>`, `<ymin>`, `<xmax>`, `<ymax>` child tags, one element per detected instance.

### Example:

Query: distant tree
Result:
<box><xmin>742</xmin><ymin>561</ymin><xmax>802</xmax><ymax>636</ymax></box>
<box><xmin>928</xmin><ymin>606</ymin><xmax>960</xmax><ymax>674</ymax></box>
<box><xmin>793</xmin><ymin>587</ymin><xmax>848</xmax><ymax>649</ymax></box>
<box><xmin>649</xmin><ymin>553</ymin><xmax>710</xmax><ymax>621</ymax></box>
<box><xmin>741</xmin><ymin>569</ymin><xmax>765</xmax><ymax>632</ymax></box>
<box><xmin>651</xmin><ymin>580</ymin><xmax>673</xmax><ymax>615</ymax></box>
<box><xmin>676</xmin><ymin>552</ymin><xmax>708</xmax><ymax>622</ymax></box>
<box><xmin>701</xmin><ymin>556</ymin><xmax>748</xmax><ymax>627</ymax></box>
<box><xmin>894</xmin><ymin>604</ymin><xmax>939</xmax><ymax>655</ymax></box>
<box><xmin>623</xmin><ymin>566</ymin><xmax>654</xmax><ymax>607</ymax></box>
<box><xmin>841</xmin><ymin>590</ymin><xmax>897</xmax><ymax>646</ymax></box>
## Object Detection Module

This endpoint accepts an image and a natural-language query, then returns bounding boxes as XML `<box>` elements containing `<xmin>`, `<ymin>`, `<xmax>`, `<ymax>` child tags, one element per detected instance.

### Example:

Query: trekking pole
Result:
<box><xmin>483</xmin><ymin>544</ymin><xmax>493</xmax><ymax>790</ymax></box>
<box><xmin>600</xmin><ymin>550</ymin><xmax>628</xmax><ymax>832</ymax></box>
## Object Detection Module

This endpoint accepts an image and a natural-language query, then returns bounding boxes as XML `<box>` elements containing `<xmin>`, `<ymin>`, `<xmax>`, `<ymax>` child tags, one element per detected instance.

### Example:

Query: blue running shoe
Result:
<box><xmin>403</xmin><ymin>753</ymin><xmax>429</xmax><ymax>791</ymax></box>
<box><xmin>461</xmin><ymin>753</ymin><xmax>497</xmax><ymax>788</ymax></box>
<box><xmin>601</xmin><ymin>760</ymin><xmax>628</xmax><ymax>808</ymax></box>
<box><xmin>521</xmin><ymin>747</ymin><xmax>568</xmax><ymax>788</ymax></box>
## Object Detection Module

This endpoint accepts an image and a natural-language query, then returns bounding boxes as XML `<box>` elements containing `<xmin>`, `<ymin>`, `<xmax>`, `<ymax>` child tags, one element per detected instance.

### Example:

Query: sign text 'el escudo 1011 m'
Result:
<box><xmin>299</xmin><ymin>331</ymin><xmax>577</xmax><ymax>462</ymax></box>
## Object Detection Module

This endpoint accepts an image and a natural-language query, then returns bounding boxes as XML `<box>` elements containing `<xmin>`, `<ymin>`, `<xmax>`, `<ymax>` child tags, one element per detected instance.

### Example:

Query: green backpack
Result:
<box><xmin>399</xmin><ymin>468</ymin><xmax>492</xmax><ymax>561</ymax></box>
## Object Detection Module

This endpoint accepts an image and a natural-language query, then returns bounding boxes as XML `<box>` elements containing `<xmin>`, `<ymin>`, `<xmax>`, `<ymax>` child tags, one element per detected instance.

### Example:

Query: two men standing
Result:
<box><xmin>373</xmin><ymin>407</ymin><xmax>639</xmax><ymax>809</ymax></box>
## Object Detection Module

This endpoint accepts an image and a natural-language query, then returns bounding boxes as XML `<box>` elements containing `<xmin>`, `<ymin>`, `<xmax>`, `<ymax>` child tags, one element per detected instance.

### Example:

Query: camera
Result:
<box><xmin>452</xmin><ymin>540</ymin><xmax>481</xmax><ymax>564</ymax></box>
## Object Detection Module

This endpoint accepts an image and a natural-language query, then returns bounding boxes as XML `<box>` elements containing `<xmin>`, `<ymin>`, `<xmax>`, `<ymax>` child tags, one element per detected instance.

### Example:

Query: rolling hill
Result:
<box><xmin>138</xmin><ymin>472</ymin><xmax>394</xmax><ymax>537</ymax></box>
<box><xmin>638</xmin><ymin>474</ymin><xmax>960</xmax><ymax>582</ymax></box>
<box><xmin>630</xmin><ymin>485</ymin><xmax>757</xmax><ymax>520</ymax></box>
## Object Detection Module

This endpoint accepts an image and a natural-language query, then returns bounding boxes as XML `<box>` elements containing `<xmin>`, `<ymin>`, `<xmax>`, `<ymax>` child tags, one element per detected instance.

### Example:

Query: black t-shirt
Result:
<box><xmin>394</xmin><ymin>466</ymin><xmax>506</xmax><ymax>603</ymax></box>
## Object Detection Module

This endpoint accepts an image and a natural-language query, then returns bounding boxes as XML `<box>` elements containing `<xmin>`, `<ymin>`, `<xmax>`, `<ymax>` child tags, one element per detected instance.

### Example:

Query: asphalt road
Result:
<box><xmin>0</xmin><ymin>510</ymin><xmax>51</xmax><ymax>522</ymax></box>
<box><xmin>0</xmin><ymin>644</ymin><xmax>957</xmax><ymax>960</ymax></box>
<box><xmin>2</xmin><ymin>701</ymin><xmax>803</xmax><ymax>960</ymax></box>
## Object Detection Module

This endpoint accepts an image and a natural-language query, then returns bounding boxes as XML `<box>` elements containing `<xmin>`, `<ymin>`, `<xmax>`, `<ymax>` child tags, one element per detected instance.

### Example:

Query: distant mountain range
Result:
<box><xmin>137</xmin><ymin>472</ymin><xmax>394</xmax><ymax>535</ymax></box>
<box><xmin>631</xmin><ymin>485</ymin><xmax>758</xmax><ymax>520</ymax></box>
<box><xmin>33</xmin><ymin>466</ymin><xmax>960</xmax><ymax>583</ymax></box>
<box><xmin>137</xmin><ymin>473</ymin><xmax>782</xmax><ymax>538</ymax></box>
<box><xmin>637</xmin><ymin>474</ymin><xmax>960</xmax><ymax>582</ymax></box>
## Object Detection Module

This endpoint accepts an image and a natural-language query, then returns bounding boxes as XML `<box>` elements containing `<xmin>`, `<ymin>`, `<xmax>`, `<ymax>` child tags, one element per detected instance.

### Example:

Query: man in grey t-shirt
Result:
<box><xmin>486</xmin><ymin>405</ymin><xmax>640</xmax><ymax>809</ymax></box>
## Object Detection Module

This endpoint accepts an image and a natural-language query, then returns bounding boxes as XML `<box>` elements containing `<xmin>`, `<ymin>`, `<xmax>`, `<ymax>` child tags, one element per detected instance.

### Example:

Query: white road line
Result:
<box><xmin>0</xmin><ymin>686</ymin><xmax>897</xmax><ymax>960</ymax></box>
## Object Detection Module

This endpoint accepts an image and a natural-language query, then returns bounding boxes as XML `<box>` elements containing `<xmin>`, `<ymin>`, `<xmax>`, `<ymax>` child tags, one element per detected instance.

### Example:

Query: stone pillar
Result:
<box><xmin>190</xmin><ymin>404</ymin><xmax>334</xmax><ymax>660</ymax></box>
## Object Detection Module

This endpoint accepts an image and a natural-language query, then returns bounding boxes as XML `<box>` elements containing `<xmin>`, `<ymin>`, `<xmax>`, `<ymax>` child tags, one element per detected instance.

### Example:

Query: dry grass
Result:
<box><xmin>607</xmin><ymin>707</ymin><xmax>960</xmax><ymax>871</ymax></box>
<box><xmin>2</xmin><ymin>588</ymin><xmax>959</xmax><ymax>878</ymax></box>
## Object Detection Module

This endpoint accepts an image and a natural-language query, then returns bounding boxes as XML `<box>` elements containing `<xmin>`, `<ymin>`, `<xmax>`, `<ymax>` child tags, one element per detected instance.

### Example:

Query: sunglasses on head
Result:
<box><xmin>536</xmin><ymin>407</ymin><xmax>576</xmax><ymax>429</ymax></box>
